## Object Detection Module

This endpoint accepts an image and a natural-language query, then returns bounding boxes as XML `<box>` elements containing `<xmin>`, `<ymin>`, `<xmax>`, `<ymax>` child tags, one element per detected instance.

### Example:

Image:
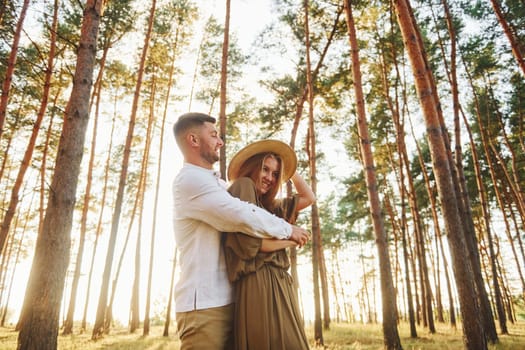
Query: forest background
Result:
<box><xmin>0</xmin><ymin>0</ymin><xmax>524</xmax><ymax>349</ymax></box>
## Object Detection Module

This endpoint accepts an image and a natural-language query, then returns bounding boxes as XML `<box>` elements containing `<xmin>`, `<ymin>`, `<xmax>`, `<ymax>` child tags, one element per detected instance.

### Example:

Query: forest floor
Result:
<box><xmin>0</xmin><ymin>321</ymin><xmax>524</xmax><ymax>349</ymax></box>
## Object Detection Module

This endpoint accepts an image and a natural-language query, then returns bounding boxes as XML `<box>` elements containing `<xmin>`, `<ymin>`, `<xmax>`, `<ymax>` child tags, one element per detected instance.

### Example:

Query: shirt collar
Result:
<box><xmin>183</xmin><ymin>162</ymin><xmax>220</xmax><ymax>178</ymax></box>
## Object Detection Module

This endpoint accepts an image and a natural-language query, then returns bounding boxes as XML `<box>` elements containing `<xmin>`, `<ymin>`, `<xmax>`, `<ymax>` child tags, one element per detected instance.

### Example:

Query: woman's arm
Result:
<box><xmin>290</xmin><ymin>172</ymin><xmax>316</xmax><ymax>211</ymax></box>
<box><xmin>260</xmin><ymin>239</ymin><xmax>298</xmax><ymax>252</ymax></box>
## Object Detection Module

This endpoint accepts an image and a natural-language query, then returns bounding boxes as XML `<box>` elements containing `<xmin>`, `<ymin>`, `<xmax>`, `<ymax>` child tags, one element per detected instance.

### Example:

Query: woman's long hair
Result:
<box><xmin>235</xmin><ymin>152</ymin><xmax>285</xmax><ymax>212</ymax></box>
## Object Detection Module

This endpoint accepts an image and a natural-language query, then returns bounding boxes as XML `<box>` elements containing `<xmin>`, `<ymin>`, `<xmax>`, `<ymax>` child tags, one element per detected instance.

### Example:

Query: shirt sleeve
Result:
<box><xmin>174</xmin><ymin>169</ymin><xmax>291</xmax><ymax>239</ymax></box>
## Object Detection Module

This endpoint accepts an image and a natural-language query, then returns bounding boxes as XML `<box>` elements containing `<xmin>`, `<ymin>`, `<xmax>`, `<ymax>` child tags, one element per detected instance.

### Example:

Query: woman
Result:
<box><xmin>223</xmin><ymin>139</ymin><xmax>315</xmax><ymax>350</ymax></box>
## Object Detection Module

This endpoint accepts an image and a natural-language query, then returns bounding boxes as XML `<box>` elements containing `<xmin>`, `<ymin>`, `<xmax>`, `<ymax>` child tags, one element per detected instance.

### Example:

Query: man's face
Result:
<box><xmin>198</xmin><ymin>122</ymin><xmax>223</xmax><ymax>165</ymax></box>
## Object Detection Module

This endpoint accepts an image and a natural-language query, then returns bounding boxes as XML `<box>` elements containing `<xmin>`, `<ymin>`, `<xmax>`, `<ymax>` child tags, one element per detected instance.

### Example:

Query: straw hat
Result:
<box><xmin>227</xmin><ymin>140</ymin><xmax>297</xmax><ymax>182</ymax></box>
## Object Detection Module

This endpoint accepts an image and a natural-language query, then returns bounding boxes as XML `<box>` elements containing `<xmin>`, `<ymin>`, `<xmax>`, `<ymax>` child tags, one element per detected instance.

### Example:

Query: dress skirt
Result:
<box><xmin>233</xmin><ymin>263</ymin><xmax>309</xmax><ymax>350</ymax></box>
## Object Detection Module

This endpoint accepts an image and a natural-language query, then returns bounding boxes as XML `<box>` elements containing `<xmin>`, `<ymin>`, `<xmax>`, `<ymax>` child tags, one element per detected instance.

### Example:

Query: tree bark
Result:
<box><xmin>131</xmin><ymin>75</ymin><xmax>156</xmax><ymax>333</ymax></box>
<box><xmin>92</xmin><ymin>0</ymin><xmax>156</xmax><ymax>339</ymax></box>
<box><xmin>16</xmin><ymin>1</ymin><xmax>104</xmax><ymax>348</ymax></box>
<box><xmin>463</xmin><ymin>64</ymin><xmax>510</xmax><ymax>335</ymax></box>
<box><xmin>303</xmin><ymin>0</ymin><xmax>325</xmax><ymax>344</ymax></box>
<box><xmin>63</xmin><ymin>1</ymin><xmax>111</xmax><ymax>334</ymax></box>
<box><xmin>163</xmin><ymin>250</ymin><xmax>177</xmax><ymax>337</ymax></box>
<box><xmin>81</xmin><ymin>111</ymin><xmax>116</xmax><ymax>332</ymax></box>
<box><xmin>436</xmin><ymin>1</ymin><xmax>499</xmax><ymax>340</ymax></box>
<box><xmin>393</xmin><ymin>0</ymin><xmax>487</xmax><ymax>348</ymax></box>
<box><xmin>287</xmin><ymin>4</ymin><xmax>342</xmax><ymax>301</ymax></box>
<box><xmin>145</xmin><ymin>36</ymin><xmax>176</xmax><ymax>337</ymax></box>
<box><xmin>0</xmin><ymin>0</ymin><xmax>29</xmax><ymax>139</ymax></box>
<box><xmin>489</xmin><ymin>0</ymin><xmax>525</xmax><ymax>76</ymax></box>
<box><xmin>344</xmin><ymin>1</ymin><xmax>402</xmax><ymax>348</ymax></box>
<box><xmin>0</xmin><ymin>0</ymin><xmax>56</xmax><ymax>255</ymax></box>
<box><xmin>1</xmin><ymin>225</ymin><xmax>25</xmax><ymax>326</ymax></box>
<box><xmin>219</xmin><ymin>0</ymin><xmax>230</xmax><ymax>179</ymax></box>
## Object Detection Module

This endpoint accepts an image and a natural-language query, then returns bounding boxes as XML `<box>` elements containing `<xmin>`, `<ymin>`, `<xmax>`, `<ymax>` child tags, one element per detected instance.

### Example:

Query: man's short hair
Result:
<box><xmin>173</xmin><ymin>112</ymin><xmax>216</xmax><ymax>146</ymax></box>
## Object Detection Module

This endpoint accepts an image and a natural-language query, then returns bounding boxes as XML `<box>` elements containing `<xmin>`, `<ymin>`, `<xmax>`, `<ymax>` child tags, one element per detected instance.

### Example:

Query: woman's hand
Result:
<box><xmin>290</xmin><ymin>172</ymin><xmax>316</xmax><ymax>211</ymax></box>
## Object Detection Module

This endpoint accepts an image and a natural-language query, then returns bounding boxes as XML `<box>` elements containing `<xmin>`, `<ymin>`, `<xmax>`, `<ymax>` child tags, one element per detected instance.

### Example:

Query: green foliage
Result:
<box><xmin>101</xmin><ymin>0</ymin><xmax>137</xmax><ymax>44</ymax></box>
<box><xmin>318</xmin><ymin>194</ymin><xmax>360</xmax><ymax>246</ymax></box>
<box><xmin>0</xmin><ymin>0</ymin><xmax>17</xmax><ymax>44</ymax></box>
<box><xmin>152</xmin><ymin>0</ymin><xmax>198</xmax><ymax>49</ymax></box>
<box><xmin>258</xmin><ymin>74</ymin><xmax>302</xmax><ymax>132</ymax></box>
<box><xmin>507</xmin><ymin>73</ymin><xmax>525</xmax><ymax>185</ymax></box>
<box><xmin>194</xmin><ymin>16</ymin><xmax>247</xmax><ymax>109</ymax></box>
<box><xmin>462</xmin><ymin>35</ymin><xmax>501</xmax><ymax>78</ymax></box>
<box><xmin>56</xmin><ymin>1</ymin><xmax>83</xmax><ymax>52</ymax></box>
<box><xmin>337</xmin><ymin>171</ymin><xmax>375</xmax><ymax>242</ymax></box>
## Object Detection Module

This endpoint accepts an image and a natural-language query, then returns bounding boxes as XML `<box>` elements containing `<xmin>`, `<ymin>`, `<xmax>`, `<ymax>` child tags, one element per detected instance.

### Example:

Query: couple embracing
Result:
<box><xmin>172</xmin><ymin>112</ymin><xmax>314</xmax><ymax>350</ymax></box>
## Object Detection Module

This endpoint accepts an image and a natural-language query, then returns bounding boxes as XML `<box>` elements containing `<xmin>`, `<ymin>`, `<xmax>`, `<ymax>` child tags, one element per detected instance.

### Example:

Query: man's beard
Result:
<box><xmin>201</xmin><ymin>149</ymin><xmax>219</xmax><ymax>164</ymax></box>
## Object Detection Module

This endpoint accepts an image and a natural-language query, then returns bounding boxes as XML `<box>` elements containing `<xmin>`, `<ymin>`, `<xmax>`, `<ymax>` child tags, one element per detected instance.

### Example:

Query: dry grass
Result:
<box><xmin>0</xmin><ymin>321</ymin><xmax>524</xmax><ymax>349</ymax></box>
<box><xmin>304</xmin><ymin>321</ymin><xmax>525</xmax><ymax>349</ymax></box>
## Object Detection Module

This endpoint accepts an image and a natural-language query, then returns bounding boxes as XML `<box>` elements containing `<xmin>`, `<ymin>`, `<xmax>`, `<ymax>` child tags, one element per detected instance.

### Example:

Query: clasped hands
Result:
<box><xmin>289</xmin><ymin>225</ymin><xmax>311</xmax><ymax>248</ymax></box>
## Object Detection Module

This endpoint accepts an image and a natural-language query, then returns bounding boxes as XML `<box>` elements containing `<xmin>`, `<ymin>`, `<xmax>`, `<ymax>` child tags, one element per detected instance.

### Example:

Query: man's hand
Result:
<box><xmin>289</xmin><ymin>225</ymin><xmax>310</xmax><ymax>247</ymax></box>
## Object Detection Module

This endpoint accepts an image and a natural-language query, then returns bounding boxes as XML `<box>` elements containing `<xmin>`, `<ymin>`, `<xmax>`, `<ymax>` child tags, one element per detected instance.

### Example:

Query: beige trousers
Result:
<box><xmin>176</xmin><ymin>303</ymin><xmax>234</xmax><ymax>350</ymax></box>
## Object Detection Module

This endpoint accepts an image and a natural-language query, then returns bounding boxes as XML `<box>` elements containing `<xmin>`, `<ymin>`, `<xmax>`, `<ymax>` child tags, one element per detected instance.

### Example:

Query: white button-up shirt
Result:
<box><xmin>172</xmin><ymin>163</ymin><xmax>292</xmax><ymax>312</ymax></box>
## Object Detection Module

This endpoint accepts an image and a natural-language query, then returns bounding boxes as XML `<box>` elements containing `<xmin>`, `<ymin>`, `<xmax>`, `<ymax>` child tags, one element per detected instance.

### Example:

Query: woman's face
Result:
<box><xmin>255</xmin><ymin>156</ymin><xmax>280</xmax><ymax>195</ymax></box>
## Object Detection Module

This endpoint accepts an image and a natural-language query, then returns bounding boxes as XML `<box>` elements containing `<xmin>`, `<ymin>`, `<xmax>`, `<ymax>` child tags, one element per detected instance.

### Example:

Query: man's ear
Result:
<box><xmin>187</xmin><ymin>132</ymin><xmax>199</xmax><ymax>147</ymax></box>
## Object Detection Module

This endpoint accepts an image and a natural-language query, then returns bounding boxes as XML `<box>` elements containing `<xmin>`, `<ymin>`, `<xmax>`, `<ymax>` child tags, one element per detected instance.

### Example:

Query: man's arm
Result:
<box><xmin>175</xmin><ymin>172</ymin><xmax>308</xmax><ymax>244</ymax></box>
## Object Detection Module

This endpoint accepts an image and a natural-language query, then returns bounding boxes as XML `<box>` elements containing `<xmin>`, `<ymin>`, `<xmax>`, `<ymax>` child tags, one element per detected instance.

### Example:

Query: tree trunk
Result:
<box><xmin>287</xmin><ymin>5</ymin><xmax>342</xmax><ymax>297</ymax></box>
<box><xmin>0</xmin><ymin>0</ymin><xmax>29</xmax><ymax>139</ymax></box>
<box><xmin>145</xmin><ymin>43</ymin><xmax>174</xmax><ymax>338</ymax></box>
<box><xmin>334</xmin><ymin>248</ymin><xmax>352</xmax><ymax>321</ymax></box>
<box><xmin>495</xmin><ymin>112</ymin><xmax>525</xmax><ymax>225</ymax></box>
<box><xmin>1</xmin><ymin>226</ymin><xmax>25</xmax><ymax>326</ymax></box>
<box><xmin>81</xmin><ymin>234</ymin><xmax>99</xmax><ymax>332</ymax></box>
<box><xmin>64</xmin><ymin>14</ymin><xmax>120</xmax><ymax>330</ymax></box>
<box><xmin>16</xmin><ymin>1</ymin><xmax>104</xmax><ymax>348</ymax></box>
<box><xmin>429</xmin><ymin>1</ymin><xmax>499</xmax><ymax>340</ymax></box>
<box><xmin>92</xmin><ymin>0</ymin><xmax>156</xmax><ymax>339</ymax></box>
<box><xmin>0</xmin><ymin>0</ymin><xmax>56</xmax><ymax>255</ymax></box>
<box><xmin>393</xmin><ymin>1</ymin><xmax>486</xmax><ymax>348</ymax></box>
<box><xmin>380</xmin><ymin>33</ymin><xmax>434</xmax><ymax>333</ymax></box>
<box><xmin>495</xmin><ymin>247</ymin><xmax>515</xmax><ymax>323</ymax></box>
<box><xmin>462</xmin><ymin>88</ymin><xmax>512</xmax><ymax>334</ymax></box>
<box><xmin>163</xmin><ymin>250</ymin><xmax>178</xmax><ymax>337</ymax></box>
<box><xmin>401</xmin><ymin>219</ymin><xmax>417</xmax><ymax>335</ymax></box>
<box><xmin>430</xmin><ymin>222</ymin><xmax>445</xmax><ymax>323</ymax></box>
<box><xmin>344</xmin><ymin>1</ymin><xmax>402</xmax><ymax>348</ymax></box>
<box><xmin>63</xmin><ymin>6</ymin><xmax>111</xmax><ymax>334</ymax></box>
<box><xmin>489</xmin><ymin>0</ymin><xmax>525</xmax><ymax>76</ymax></box>
<box><xmin>385</xmin><ymin>191</ymin><xmax>417</xmax><ymax>336</ymax></box>
<box><xmin>131</xmin><ymin>76</ymin><xmax>156</xmax><ymax>333</ymax></box>
<box><xmin>130</xmin><ymin>222</ymin><xmax>142</xmax><ymax>333</ymax></box>
<box><xmin>219</xmin><ymin>0</ymin><xmax>230</xmax><ymax>179</ymax></box>
<box><xmin>463</xmin><ymin>65</ymin><xmax>509</xmax><ymax>336</ymax></box>
<box><xmin>329</xmin><ymin>249</ymin><xmax>341</xmax><ymax>322</ymax></box>
<box><xmin>0</xmin><ymin>109</ymin><xmax>20</xmax><ymax>187</ymax></box>
<box><xmin>0</xmin><ymin>206</ymin><xmax>20</xmax><ymax>323</ymax></box>
<box><xmin>408</xmin><ymin>99</ymin><xmax>457</xmax><ymax>328</ymax></box>
<box><xmin>39</xmin><ymin>92</ymin><xmax>60</xmax><ymax>239</ymax></box>
<box><xmin>303</xmin><ymin>0</ymin><xmax>326</xmax><ymax>344</ymax></box>
<box><xmin>319</xmin><ymin>246</ymin><xmax>330</xmax><ymax>330</ymax></box>
<box><xmin>81</xmin><ymin>111</ymin><xmax>116</xmax><ymax>332</ymax></box>
<box><xmin>106</xmin><ymin>192</ymin><xmax>140</xmax><ymax>332</ymax></box>
<box><xmin>500</xmin><ymin>189</ymin><xmax>525</xmax><ymax>296</ymax></box>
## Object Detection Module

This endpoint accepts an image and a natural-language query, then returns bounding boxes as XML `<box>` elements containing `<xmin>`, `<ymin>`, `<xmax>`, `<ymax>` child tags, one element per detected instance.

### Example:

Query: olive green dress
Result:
<box><xmin>223</xmin><ymin>177</ymin><xmax>310</xmax><ymax>350</ymax></box>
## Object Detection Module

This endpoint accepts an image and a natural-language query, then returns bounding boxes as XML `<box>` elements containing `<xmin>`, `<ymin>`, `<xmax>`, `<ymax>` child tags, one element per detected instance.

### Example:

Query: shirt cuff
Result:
<box><xmin>284</xmin><ymin>223</ymin><xmax>292</xmax><ymax>239</ymax></box>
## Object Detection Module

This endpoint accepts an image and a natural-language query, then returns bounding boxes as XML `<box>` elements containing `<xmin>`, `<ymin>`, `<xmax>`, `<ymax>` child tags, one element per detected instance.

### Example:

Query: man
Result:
<box><xmin>172</xmin><ymin>112</ymin><xmax>310</xmax><ymax>349</ymax></box>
